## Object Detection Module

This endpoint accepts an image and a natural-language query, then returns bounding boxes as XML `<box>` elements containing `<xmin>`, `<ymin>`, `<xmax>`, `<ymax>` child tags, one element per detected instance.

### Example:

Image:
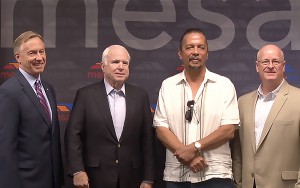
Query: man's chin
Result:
<box><xmin>114</xmin><ymin>78</ymin><xmax>127</xmax><ymax>83</ymax></box>
<box><xmin>188</xmin><ymin>65</ymin><xmax>201</xmax><ymax>71</ymax></box>
<box><xmin>264</xmin><ymin>74</ymin><xmax>277</xmax><ymax>79</ymax></box>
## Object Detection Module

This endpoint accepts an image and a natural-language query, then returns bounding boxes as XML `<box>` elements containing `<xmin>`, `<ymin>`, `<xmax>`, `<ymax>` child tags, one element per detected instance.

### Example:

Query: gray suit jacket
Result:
<box><xmin>232</xmin><ymin>80</ymin><xmax>300</xmax><ymax>188</ymax></box>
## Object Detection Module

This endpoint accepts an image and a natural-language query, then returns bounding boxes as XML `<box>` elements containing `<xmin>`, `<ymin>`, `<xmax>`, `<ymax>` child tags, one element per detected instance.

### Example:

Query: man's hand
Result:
<box><xmin>189</xmin><ymin>155</ymin><xmax>208</xmax><ymax>173</ymax></box>
<box><xmin>174</xmin><ymin>143</ymin><xmax>198</xmax><ymax>165</ymax></box>
<box><xmin>73</xmin><ymin>171</ymin><xmax>89</xmax><ymax>188</ymax></box>
<box><xmin>140</xmin><ymin>182</ymin><xmax>153</xmax><ymax>188</ymax></box>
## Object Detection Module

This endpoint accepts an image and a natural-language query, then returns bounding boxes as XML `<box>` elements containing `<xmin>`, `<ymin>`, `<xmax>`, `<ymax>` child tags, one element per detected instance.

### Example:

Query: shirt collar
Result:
<box><xmin>257</xmin><ymin>79</ymin><xmax>284</xmax><ymax>100</ymax></box>
<box><xmin>103</xmin><ymin>78</ymin><xmax>126</xmax><ymax>96</ymax></box>
<box><xmin>19</xmin><ymin>68</ymin><xmax>41</xmax><ymax>87</ymax></box>
<box><xmin>176</xmin><ymin>68</ymin><xmax>216</xmax><ymax>85</ymax></box>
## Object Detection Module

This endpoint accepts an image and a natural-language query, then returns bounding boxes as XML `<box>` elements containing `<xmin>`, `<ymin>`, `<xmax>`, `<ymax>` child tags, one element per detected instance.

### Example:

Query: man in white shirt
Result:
<box><xmin>153</xmin><ymin>28</ymin><xmax>240</xmax><ymax>188</ymax></box>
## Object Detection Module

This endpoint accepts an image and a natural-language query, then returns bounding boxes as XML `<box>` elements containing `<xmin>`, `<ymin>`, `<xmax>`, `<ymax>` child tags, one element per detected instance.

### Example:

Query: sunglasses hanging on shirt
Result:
<box><xmin>185</xmin><ymin>100</ymin><xmax>195</xmax><ymax>122</ymax></box>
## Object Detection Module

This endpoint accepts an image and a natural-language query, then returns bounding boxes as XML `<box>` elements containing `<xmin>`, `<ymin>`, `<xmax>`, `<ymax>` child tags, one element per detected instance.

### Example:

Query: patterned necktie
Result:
<box><xmin>35</xmin><ymin>79</ymin><xmax>51</xmax><ymax>120</ymax></box>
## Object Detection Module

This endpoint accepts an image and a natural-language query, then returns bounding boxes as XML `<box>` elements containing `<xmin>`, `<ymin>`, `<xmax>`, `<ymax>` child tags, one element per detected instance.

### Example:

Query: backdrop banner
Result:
<box><xmin>1</xmin><ymin>0</ymin><xmax>299</xmax><ymax>187</ymax></box>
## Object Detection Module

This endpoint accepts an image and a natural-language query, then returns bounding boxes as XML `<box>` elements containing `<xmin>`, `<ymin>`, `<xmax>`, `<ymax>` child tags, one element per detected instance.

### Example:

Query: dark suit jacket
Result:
<box><xmin>0</xmin><ymin>70</ymin><xmax>63</xmax><ymax>188</ymax></box>
<box><xmin>65</xmin><ymin>80</ymin><xmax>155</xmax><ymax>188</ymax></box>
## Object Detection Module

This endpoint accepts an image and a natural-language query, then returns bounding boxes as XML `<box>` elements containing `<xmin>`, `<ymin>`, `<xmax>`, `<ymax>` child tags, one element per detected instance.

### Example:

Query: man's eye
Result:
<box><xmin>28</xmin><ymin>51</ymin><xmax>36</xmax><ymax>56</ymax></box>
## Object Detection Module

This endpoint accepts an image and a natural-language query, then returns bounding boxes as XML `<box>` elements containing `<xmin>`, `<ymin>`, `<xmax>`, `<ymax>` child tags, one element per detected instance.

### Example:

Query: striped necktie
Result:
<box><xmin>35</xmin><ymin>79</ymin><xmax>51</xmax><ymax>121</ymax></box>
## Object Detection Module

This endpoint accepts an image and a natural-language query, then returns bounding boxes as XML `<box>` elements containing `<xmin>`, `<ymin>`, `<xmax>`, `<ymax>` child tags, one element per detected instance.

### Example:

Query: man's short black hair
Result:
<box><xmin>179</xmin><ymin>28</ymin><xmax>208</xmax><ymax>50</ymax></box>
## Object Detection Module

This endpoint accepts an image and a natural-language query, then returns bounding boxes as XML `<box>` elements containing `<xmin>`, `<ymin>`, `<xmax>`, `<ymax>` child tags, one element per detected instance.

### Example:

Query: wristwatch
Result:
<box><xmin>194</xmin><ymin>141</ymin><xmax>201</xmax><ymax>153</ymax></box>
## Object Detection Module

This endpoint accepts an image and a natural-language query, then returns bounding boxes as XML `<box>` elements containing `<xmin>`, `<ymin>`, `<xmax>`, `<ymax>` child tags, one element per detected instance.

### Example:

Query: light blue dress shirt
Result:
<box><xmin>19</xmin><ymin>68</ymin><xmax>52</xmax><ymax>120</ymax></box>
<box><xmin>104</xmin><ymin>79</ymin><xmax>126</xmax><ymax>140</ymax></box>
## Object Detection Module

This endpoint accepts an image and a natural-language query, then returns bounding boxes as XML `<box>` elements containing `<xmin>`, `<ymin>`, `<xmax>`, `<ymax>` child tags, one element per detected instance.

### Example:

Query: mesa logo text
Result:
<box><xmin>0</xmin><ymin>61</ymin><xmax>19</xmax><ymax>79</ymax></box>
<box><xmin>87</xmin><ymin>62</ymin><xmax>104</xmax><ymax>79</ymax></box>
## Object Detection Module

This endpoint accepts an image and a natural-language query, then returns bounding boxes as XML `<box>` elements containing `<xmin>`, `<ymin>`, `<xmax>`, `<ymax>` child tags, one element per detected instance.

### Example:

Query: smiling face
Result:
<box><xmin>178</xmin><ymin>32</ymin><xmax>208</xmax><ymax>72</ymax></box>
<box><xmin>256</xmin><ymin>44</ymin><xmax>285</xmax><ymax>86</ymax></box>
<box><xmin>15</xmin><ymin>37</ymin><xmax>46</xmax><ymax>78</ymax></box>
<box><xmin>101</xmin><ymin>45</ymin><xmax>130</xmax><ymax>89</ymax></box>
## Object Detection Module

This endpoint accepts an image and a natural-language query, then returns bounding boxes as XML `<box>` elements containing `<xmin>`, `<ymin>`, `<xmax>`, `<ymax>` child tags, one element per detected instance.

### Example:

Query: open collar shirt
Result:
<box><xmin>254</xmin><ymin>80</ymin><xmax>283</xmax><ymax>148</ymax></box>
<box><xmin>153</xmin><ymin>69</ymin><xmax>240</xmax><ymax>183</ymax></box>
<box><xmin>104</xmin><ymin>79</ymin><xmax>126</xmax><ymax>141</ymax></box>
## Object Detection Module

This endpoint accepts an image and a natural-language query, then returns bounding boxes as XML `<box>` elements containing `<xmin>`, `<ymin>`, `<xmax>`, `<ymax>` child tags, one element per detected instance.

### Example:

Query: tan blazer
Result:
<box><xmin>232</xmin><ymin>80</ymin><xmax>300</xmax><ymax>188</ymax></box>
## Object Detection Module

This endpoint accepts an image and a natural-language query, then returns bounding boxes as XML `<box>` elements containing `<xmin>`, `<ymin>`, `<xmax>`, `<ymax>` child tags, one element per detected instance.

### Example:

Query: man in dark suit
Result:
<box><xmin>65</xmin><ymin>45</ymin><xmax>155</xmax><ymax>188</ymax></box>
<box><xmin>0</xmin><ymin>31</ymin><xmax>63</xmax><ymax>188</ymax></box>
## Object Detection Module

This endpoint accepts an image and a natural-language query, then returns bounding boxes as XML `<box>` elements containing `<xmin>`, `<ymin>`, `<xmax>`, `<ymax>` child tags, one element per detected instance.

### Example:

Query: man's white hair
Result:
<box><xmin>101</xmin><ymin>45</ymin><xmax>131</xmax><ymax>64</ymax></box>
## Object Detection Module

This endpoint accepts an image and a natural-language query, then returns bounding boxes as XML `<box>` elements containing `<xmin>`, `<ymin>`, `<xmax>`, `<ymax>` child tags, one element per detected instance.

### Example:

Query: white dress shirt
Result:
<box><xmin>254</xmin><ymin>80</ymin><xmax>283</xmax><ymax>148</ymax></box>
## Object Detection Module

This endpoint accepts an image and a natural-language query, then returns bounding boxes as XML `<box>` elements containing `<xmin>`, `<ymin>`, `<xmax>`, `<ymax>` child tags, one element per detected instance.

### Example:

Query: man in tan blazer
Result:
<box><xmin>232</xmin><ymin>44</ymin><xmax>300</xmax><ymax>188</ymax></box>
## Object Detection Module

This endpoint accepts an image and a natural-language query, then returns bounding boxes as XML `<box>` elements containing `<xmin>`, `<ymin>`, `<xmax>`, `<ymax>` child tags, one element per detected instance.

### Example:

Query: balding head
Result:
<box><xmin>257</xmin><ymin>44</ymin><xmax>284</xmax><ymax>62</ymax></box>
<box><xmin>255</xmin><ymin>44</ymin><xmax>286</xmax><ymax>93</ymax></box>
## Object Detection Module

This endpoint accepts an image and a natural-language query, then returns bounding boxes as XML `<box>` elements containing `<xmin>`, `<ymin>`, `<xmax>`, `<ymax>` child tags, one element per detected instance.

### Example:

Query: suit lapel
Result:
<box><xmin>43</xmin><ymin>81</ymin><xmax>56</xmax><ymax>133</ymax></box>
<box><xmin>257</xmin><ymin>81</ymin><xmax>288</xmax><ymax>149</ymax></box>
<box><xmin>247</xmin><ymin>91</ymin><xmax>258</xmax><ymax>153</ymax></box>
<box><xmin>92</xmin><ymin>81</ymin><xmax>118</xmax><ymax>141</ymax></box>
<box><xmin>16</xmin><ymin>71</ymin><xmax>52</xmax><ymax>129</ymax></box>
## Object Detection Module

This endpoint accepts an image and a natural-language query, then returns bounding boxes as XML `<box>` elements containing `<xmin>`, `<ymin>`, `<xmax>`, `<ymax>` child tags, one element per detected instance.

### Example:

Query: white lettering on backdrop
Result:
<box><xmin>1</xmin><ymin>0</ymin><xmax>299</xmax><ymax>50</ymax></box>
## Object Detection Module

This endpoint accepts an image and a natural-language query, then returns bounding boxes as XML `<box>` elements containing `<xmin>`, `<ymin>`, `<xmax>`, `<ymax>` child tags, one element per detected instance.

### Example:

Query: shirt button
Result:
<box><xmin>116</xmin><ymin>160</ymin><xmax>119</xmax><ymax>164</ymax></box>
<box><xmin>118</xmin><ymin>144</ymin><xmax>121</xmax><ymax>147</ymax></box>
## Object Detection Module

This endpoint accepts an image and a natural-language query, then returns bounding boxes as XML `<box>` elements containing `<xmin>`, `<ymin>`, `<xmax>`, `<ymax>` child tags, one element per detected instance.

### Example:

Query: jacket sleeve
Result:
<box><xmin>0</xmin><ymin>86</ymin><xmax>22</xmax><ymax>187</ymax></box>
<box><xmin>65</xmin><ymin>89</ymin><xmax>86</xmax><ymax>175</ymax></box>
<box><xmin>141</xmin><ymin>92</ymin><xmax>155</xmax><ymax>182</ymax></box>
<box><xmin>232</xmin><ymin>129</ymin><xmax>242</xmax><ymax>188</ymax></box>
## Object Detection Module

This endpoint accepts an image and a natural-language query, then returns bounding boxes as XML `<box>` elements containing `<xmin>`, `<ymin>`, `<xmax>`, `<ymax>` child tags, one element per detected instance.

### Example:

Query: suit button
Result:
<box><xmin>118</xmin><ymin>144</ymin><xmax>121</xmax><ymax>147</ymax></box>
<box><xmin>251</xmin><ymin>173</ymin><xmax>254</xmax><ymax>177</ymax></box>
<box><xmin>116</xmin><ymin>160</ymin><xmax>119</xmax><ymax>164</ymax></box>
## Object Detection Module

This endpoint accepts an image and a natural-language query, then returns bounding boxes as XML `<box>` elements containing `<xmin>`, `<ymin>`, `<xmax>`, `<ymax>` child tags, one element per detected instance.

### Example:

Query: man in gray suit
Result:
<box><xmin>0</xmin><ymin>31</ymin><xmax>63</xmax><ymax>188</ymax></box>
<box><xmin>232</xmin><ymin>44</ymin><xmax>300</xmax><ymax>188</ymax></box>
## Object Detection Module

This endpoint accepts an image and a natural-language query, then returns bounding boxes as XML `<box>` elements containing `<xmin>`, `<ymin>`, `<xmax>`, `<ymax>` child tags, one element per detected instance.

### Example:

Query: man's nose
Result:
<box><xmin>192</xmin><ymin>47</ymin><xmax>199</xmax><ymax>55</ymax></box>
<box><xmin>35</xmin><ymin>52</ymin><xmax>43</xmax><ymax>60</ymax></box>
<box><xmin>118</xmin><ymin>62</ymin><xmax>124</xmax><ymax>69</ymax></box>
<box><xmin>267</xmin><ymin>61</ymin><xmax>275</xmax><ymax>68</ymax></box>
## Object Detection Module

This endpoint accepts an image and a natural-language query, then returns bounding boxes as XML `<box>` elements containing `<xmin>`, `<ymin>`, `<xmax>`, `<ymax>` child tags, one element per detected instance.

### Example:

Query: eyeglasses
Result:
<box><xmin>185</xmin><ymin>100</ymin><xmax>195</xmax><ymax>122</ymax></box>
<box><xmin>258</xmin><ymin>59</ymin><xmax>283</xmax><ymax>66</ymax></box>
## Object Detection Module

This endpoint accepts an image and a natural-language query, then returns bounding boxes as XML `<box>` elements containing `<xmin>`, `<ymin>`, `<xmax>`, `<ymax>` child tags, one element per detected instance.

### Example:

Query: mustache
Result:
<box><xmin>189</xmin><ymin>55</ymin><xmax>201</xmax><ymax>61</ymax></box>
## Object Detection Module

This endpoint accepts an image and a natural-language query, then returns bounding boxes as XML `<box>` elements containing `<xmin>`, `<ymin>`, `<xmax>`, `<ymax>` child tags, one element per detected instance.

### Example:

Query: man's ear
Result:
<box><xmin>100</xmin><ymin>62</ymin><xmax>105</xmax><ymax>71</ymax></box>
<box><xmin>178</xmin><ymin>50</ymin><xmax>182</xmax><ymax>60</ymax></box>
<box><xmin>15</xmin><ymin>53</ymin><xmax>21</xmax><ymax>64</ymax></box>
